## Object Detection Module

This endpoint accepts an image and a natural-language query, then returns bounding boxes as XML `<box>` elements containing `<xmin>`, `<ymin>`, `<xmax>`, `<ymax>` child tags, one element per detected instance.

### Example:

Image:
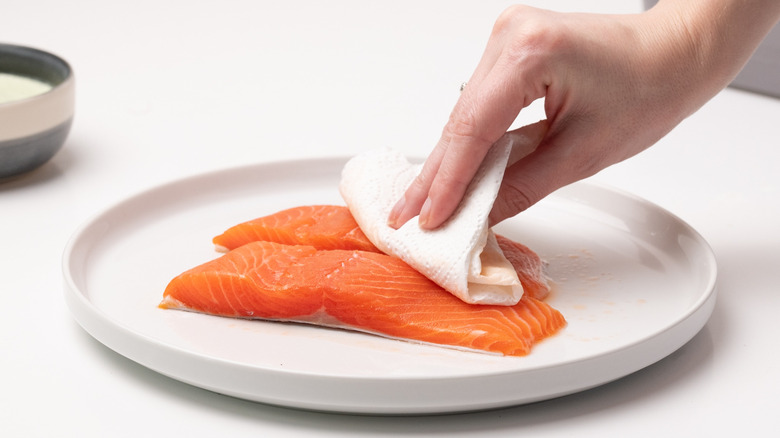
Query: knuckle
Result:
<box><xmin>428</xmin><ymin>165</ymin><xmax>470</xmax><ymax>203</ymax></box>
<box><xmin>443</xmin><ymin>110</ymin><xmax>495</xmax><ymax>151</ymax></box>
<box><xmin>498</xmin><ymin>181</ymin><xmax>538</xmax><ymax>215</ymax></box>
<box><xmin>556</xmin><ymin>128</ymin><xmax>618</xmax><ymax>179</ymax></box>
<box><xmin>435</xmin><ymin>173</ymin><xmax>470</xmax><ymax>199</ymax></box>
<box><xmin>405</xmin><ymin>168</ymin><xmax>435</xmax><ymax>200</ymax></box>
<box><xmin>446</xmin><ymin>111</ymin><xmax>479</xmax><ymax>139</ymax></box>
<box><xmin>493</xmin><ymin>5</ymin><xmax>532</xmax><ymax>36</ymax></box>
<box><xmin>496</xmin><ymin>9</ymin><xmax>571</xmax><ymax>64</ymax></box>
<box><xmin>407</xmin><ymin>174</ymin><xmax>428</xmax><ymax>193</ymax></box>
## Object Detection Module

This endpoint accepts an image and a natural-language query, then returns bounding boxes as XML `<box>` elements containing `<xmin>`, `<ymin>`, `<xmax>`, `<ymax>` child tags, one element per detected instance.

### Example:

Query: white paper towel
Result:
<box><xmin>339</xmin><ymin>137</ymin><xmax>523</xmax><ymax>305</ymax></box>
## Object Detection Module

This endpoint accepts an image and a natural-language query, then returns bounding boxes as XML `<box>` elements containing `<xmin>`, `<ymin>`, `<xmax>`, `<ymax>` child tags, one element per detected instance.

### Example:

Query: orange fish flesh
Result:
<box><xmin>160</xmin><ymin>240</ymin><xmax>565</xmax><ymax>357</ymax></box>
<box><xmin>212</xmin><ymin>205</ymin><xmax>551</xmax><ymax>300</ymax></box>
<box><xmin>212</xmin><ymin>205</ymin><xmax>378</xmax><ymax>253</ymax></box>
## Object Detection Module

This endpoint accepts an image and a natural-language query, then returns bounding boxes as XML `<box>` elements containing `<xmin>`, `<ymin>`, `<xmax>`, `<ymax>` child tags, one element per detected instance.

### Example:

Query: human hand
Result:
<box><xmin>387</xmin><ymin>1</ymin><xmax>780</xmax><ymax>230</ymax></box>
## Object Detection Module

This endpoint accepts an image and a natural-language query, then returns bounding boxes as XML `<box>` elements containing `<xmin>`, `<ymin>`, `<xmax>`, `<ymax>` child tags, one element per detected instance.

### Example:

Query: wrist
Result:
<box><xmin>626</xmin><ymin>0</ymin><xmax>777</xmax><ymax>127</ymax></box>
<box><xmin>646</xmin><ymin>0</ymin><xmax>780</xmax><ymax>95</ymax></box>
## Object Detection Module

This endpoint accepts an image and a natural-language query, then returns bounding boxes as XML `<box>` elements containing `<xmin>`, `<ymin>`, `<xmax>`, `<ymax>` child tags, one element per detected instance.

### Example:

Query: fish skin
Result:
<box><xmin>160</xmin><ymin>240</ymin><xmax>566</xmax><ymax>357</ymax></box>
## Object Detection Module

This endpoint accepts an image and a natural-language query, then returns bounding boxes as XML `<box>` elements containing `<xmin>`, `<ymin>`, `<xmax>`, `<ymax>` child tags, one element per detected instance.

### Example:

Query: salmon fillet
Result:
<box><xmin>160</xmin><ymin>240</ymin><xmax>566</xmax><ymax>357</ymax></box>
<box><xmin>212</xmin><ymin>205</ymin><xmax>378</xmax><ymax>253</ymax></box>
<box><xmin>495</xmin><ymin>235</ymin><xmax>551</xmax><ymax>300</ymax></box>
<box><xmin>212</xmin><ymin>205</ymin><xmax>551</xmax><ymax>300</ymax></box>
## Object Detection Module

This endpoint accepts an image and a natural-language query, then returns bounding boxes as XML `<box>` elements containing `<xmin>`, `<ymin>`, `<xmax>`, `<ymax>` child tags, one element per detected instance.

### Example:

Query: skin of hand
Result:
<box><xmin>387</xmin><ymin>0</ymin><xmax>780</xmax><ymax>230</ymax></box>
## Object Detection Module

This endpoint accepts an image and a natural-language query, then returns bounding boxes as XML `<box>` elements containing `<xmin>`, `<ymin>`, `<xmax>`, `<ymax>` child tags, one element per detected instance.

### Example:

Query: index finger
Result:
<box><xmin>416</xmin><ymin>58</ymin><xmax>547</xmax><ymax>229</ymax></box>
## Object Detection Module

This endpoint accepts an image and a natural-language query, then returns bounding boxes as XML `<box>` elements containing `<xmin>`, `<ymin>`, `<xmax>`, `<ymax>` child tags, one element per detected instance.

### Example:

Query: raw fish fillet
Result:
<box><xmin>160</xmin><ymin>241</ymin><xmax>565</xmax><ymax>357</ymax></box>
<box><xmin>211</xmin><ymin>205</ymin><xmax>550</xmax><ymax>300</ymax></box>
<box><xmin>495</xmin><ymin>235</ymin><xmax>551</xmax><ymax>301</ymax></box>
<box><xmin>213</xmin><ymin>205</ymin><xmax>378</xmax><ymax>253</ymax></box>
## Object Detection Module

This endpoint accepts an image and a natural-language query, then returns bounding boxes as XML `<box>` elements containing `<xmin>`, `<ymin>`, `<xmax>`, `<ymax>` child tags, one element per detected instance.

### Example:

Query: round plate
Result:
<box><xmin>62</xmin><ymin>157</ymin><xmax>717</xmax><ymax>414</ymax></box>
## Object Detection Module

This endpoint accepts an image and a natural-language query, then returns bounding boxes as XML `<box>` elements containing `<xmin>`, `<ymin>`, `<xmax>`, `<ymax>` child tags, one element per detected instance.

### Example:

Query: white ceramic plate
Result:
<box><xmin>62</xmin><ymin>157</ymin><xmax>717</xmax><ymax>415</ymax></box>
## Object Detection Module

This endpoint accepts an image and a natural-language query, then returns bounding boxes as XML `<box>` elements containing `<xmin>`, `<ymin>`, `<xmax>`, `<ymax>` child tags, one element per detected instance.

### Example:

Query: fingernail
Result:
<box><xmin>418</xmin><ymin>197</ymin><xmax>432</xmax><ymax>228</ymax></box>
<box><xmin>387</xmin><ymin>196</ymin><xmax>406</xmax><ymax>228</ymax></box>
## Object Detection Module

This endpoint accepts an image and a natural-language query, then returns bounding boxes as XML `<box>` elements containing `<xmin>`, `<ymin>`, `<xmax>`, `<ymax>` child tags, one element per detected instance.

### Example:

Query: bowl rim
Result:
<box><xmin>0</xmin><ymin>43</ymin><xmax>75</xmax><ymax>144</ymax></box>
<box><xmin>0</xmin><ymin>43</ymin><xmax>73</xmax><ymax>105</ymax></box>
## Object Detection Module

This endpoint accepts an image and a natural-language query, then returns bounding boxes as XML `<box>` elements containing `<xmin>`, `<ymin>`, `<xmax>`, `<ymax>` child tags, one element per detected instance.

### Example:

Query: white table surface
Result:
<box><xmin>2</xmin><ymin>1</ymin><xmax>779</xmax><ymax>436</ymax></box>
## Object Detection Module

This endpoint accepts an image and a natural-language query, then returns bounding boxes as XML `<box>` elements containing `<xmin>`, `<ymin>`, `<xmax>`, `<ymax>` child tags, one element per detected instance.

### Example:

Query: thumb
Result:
<box><xmin>488</xmin><ymin>120</ymin><xmax>551</xmax><ymax>226</ymax></box>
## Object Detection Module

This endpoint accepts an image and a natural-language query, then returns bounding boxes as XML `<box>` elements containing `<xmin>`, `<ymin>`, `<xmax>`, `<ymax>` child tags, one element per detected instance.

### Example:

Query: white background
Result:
<box><xmin>2</xmin><ymin>1</ymin><xmax>779</xmax><ymax>436</ymax></box>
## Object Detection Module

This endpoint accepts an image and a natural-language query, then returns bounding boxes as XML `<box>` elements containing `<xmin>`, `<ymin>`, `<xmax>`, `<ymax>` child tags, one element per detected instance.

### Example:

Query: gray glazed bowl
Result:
<box><xmin>0</xmin><ymin>43</ymin><xmax>74</xmax><ymax>179</ymax></box>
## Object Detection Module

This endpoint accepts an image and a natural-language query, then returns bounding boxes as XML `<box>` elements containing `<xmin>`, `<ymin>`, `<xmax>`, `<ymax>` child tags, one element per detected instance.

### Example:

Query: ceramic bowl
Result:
<box><xmin>0</xmin><ymin>43</ymin><xmax>74</xmax><ymax>179</ymax></box>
